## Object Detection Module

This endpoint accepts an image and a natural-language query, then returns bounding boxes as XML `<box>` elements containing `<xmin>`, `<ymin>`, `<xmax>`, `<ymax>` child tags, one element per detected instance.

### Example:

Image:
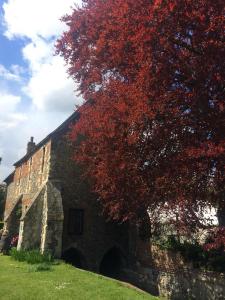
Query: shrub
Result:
<box><xmin>10</xmin><ymin>247</ymin><xmax>27</xmax><ymax>262</ymax></box>
<box><xmin>25</xmin><ymin>249</ymin><xmax>53</xmax><ymax>265</ymax></box>
<box><xmin>10</xmin><ymin>248</ymin><xmax>53</xmax><ymax>265</ymax></box>
<box><xmin>154</xmin><ymin>235</ymin><xmax>225</xmax><ymax>272</ymax></box>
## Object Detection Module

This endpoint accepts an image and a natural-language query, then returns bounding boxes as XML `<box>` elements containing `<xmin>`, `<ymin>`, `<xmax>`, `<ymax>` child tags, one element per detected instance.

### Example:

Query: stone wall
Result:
<box><xmin>50</xmin><ymin>132</ymin><xmax>130</xmax><ymax>271</ymax></box>
<box><xmin>17</xmin><ymin>186</ymin><xmax>45</xmax><ymax>250</ymax></box>
<box><xmin>40</xmin><ymin>181</ymin><xmax>64</xmax><ymax>258</ymax></box>
<box><xmin>157</xmin><ymin>268</ymin><xmax>225</xmax><ymax>300</ymax></box>
<box><xmin>16</xmin><ymin>181</ymin><xmax>63</xmax><ymax>257</ymax></box>
<box><xmin>126</xmin><ymin>242</ymin><xmax>225</xmax><ymax>300</ymax></box>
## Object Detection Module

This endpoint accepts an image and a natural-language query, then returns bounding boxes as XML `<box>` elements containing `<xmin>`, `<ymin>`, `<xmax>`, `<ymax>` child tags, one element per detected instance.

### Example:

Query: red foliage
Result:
<box><xmin>10</xmin><ymin>235</ymin><xmax>19</xmax><ymax>248</ymax></box>
<box><xmin>56</xmin><ymin>0</ymin><xmax>225</xmax><ymax>227</ymax></box>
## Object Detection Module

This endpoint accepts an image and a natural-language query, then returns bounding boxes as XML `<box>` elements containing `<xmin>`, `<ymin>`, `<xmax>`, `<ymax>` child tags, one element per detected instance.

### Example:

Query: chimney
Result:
<box><xmin>27</xmin><ymin>137</ymin><xmax>36</xmax><ymax>154</ymax></box>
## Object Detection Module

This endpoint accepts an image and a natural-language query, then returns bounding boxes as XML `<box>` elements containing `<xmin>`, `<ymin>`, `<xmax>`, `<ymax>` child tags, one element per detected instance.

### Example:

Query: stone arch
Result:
<box><xmin>61</xmin><ymin>247</ymin><xmax>87</xmax><ymax>269</ymax></box>
<box><xmin>99</xmin><ymin>246</ymin><xmax>127</xmax><ymax>279</ymax></box>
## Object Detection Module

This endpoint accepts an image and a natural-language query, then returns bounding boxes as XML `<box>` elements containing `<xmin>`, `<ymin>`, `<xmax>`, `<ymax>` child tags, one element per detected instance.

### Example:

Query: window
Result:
<box><xmin>68</xmin><ymin>209</ymin><xmax>84</xmax><ymax>235</ymax></box>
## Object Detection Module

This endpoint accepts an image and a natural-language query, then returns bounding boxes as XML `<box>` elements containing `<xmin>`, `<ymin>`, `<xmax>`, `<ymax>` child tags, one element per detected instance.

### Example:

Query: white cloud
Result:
<box><xmin>22</xmin><ymin>40</ymin><xmax>82</xmax><ymax>112</ymax></box>
<box><xmin>0</xmin><ymin>93</ymin><xmax>20</xmax><ymax>111</ymax></box>
<box><xmin>22</xmin><ymin>39</ymin><xmax>53</xmax><ymax>71</ymax></box>
<box><xmin>0</xmin><ymin>92</ymin><xmax>27</xmax><ymax>130</ymax></box>
<box><xmin>0</xmin><ymin>0</ymin><xmax>83</xmax><ymax>181</ymax></box>
<box><xmin>0</xmin><ymin>64</ymin><xmax>21</xmax><ymax>81</ymax></box>
<box><xmin>3</xmin><ymin>0</ymin><xmax>83</xmax><ymax>113</ymax></box>
<box><xmin>25</xmin><ymin>57</ymin><xmax>79</xmax><ymax>112</ymax></box>
<box><xmin>3</xmin><ymin>0</ymin><xmax>81</xmax><ymax>40</ymax></box>
<box><xmin>0</xmin><ymin>113</ymin><xmax>27</xmax><ymax>129</ymax></box>
<box><xmin>0</xmin><ymin>91</ymin><xmax>28</xmax><ymax>179</ymax></box>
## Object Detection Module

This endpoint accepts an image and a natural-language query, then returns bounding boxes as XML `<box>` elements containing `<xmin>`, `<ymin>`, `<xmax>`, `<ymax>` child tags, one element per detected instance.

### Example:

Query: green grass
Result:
<box><xmin>0</xmin><ymin>255</ymin><xmax>158</xmax><ymax>300</ymax></box>
<box><xmin>10</xmin><ymin>248</ymin><xmax>53</xmax><ymax>264</ymax></box>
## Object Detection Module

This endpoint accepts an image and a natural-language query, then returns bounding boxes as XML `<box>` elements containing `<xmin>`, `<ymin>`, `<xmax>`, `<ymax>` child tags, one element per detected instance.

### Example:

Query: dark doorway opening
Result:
<box><xmin>99</xmin><ymin>247</ymin><xmax>125</xmax><ymax>279</ymax></box>
<box><xmin>62</xmin><ymin>248</ymin><xmax>86</xmax><ymax>269</ymax></box>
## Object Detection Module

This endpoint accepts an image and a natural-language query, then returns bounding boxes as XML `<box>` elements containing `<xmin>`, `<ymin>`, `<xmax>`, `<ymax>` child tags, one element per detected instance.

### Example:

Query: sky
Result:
<box><xmin>0</xmin><ymin>0</ymin><xmax>83</xmax><ymax>181</ymax></box>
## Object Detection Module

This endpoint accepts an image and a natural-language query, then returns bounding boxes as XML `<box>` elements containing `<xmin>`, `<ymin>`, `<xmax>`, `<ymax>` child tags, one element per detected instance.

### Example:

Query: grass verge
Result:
<box><xmin>0</xmin><ymin>255</ymin><xmax>158</xmax><ymax>300</ymax></box>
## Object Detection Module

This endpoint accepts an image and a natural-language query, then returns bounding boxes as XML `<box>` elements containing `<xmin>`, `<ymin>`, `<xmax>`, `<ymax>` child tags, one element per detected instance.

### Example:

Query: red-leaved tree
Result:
<box><xmin>56</xmin><ymin>0</ymin><xmax>225</xmax><ymax>231</ymax></box>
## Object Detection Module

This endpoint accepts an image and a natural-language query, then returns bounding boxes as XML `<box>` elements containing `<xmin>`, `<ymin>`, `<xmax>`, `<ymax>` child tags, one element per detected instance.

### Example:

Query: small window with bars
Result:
<box><xmin>68</xmin><ymin>209</ymin><xmax>84</xmax><ymax>235</ymax></box>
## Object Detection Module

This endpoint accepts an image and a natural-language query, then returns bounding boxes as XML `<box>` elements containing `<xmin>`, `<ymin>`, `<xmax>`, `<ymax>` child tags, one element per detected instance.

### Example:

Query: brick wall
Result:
<box><xmin>4</xmin><ymin>141</ymin><xmax>51</xmax><ymax>219</ymax></box>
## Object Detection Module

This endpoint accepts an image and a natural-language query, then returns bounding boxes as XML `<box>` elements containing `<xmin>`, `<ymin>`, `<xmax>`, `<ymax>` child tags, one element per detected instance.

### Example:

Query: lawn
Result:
<box><xmin>0</xmin><ymin>255</ymin><xmax>158</xmax><ymax>300</ymax></box>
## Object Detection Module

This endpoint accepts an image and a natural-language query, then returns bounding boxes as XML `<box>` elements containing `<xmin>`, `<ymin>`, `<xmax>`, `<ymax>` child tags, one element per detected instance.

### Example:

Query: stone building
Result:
<box><xmin>4</xmin><ymin>112</ymin><xmax>225</xmax><ymax>299</ymax></box>
<box><xmin>2</xmin><ymin>112</ymin><xmax>130</xmax><ymax>276</ymax></box>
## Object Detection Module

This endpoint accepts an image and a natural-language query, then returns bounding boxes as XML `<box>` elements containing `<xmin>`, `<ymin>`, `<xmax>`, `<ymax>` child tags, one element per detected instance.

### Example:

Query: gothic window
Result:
<box><xmin>68</xmin><ymin>209</ymin><xmax>84</xmax><ymax>235</ymax></box>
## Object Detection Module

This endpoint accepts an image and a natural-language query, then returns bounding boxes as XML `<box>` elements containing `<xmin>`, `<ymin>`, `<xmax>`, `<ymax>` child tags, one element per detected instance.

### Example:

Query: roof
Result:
<box><xmin>3</xmin><ymin>171</ymin><xmax>15</xmax><ymax>184</ymax></box>
<box><xmin>14</xmin><ymin>111</ymin><xmax>79</xmax><ymax>167</ymax></box>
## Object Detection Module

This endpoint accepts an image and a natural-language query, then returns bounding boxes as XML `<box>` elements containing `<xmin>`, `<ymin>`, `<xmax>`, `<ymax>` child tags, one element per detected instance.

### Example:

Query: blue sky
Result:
<box><xmin>0</xmin><ymin>34</ymin><xmax>26</xmax><ymax>68</ymax></box>
<box><xmin>0</xmin><ymin>0</ymin><xmax>82</xmax><ymax>181</ymax></box>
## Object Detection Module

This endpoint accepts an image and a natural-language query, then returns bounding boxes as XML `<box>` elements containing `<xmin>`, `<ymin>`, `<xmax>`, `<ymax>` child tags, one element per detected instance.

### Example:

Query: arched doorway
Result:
<box><xmin>99</xmin><ymin>247</ymin><xmax>126</xmax><ymax>279</ymax></box>
<box><xmin>62</xmin><ymin>248</ymin><xmax>86</xmax><ymax>269</ymax></box>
